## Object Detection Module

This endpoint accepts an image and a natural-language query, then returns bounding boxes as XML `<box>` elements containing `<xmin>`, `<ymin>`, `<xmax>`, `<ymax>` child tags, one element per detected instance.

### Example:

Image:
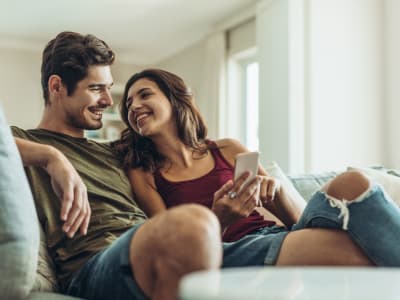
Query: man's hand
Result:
<box><xmin>211</xmin><ymin>172</ymin><xmax>260</xmax><ymax>232</ymax></box>
<box><xmin>15</xmin><ymin>138</ymin><xmax>91</xmax><ymax>238</ymax></box>
<box><xmin>45</xmin><ymin>149</ymin><xmax>91</xmax><ymax>238</ymax></box>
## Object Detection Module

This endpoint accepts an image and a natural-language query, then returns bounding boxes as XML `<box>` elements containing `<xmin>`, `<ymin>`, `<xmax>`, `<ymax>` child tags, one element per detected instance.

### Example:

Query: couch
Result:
<box><xmin>0</xmin><ymin>107</ymin><xmax>82</xmax><ymax>300</ymax></box>
<box><xmin>2</xmin><ymin>104</ymin><xmax>400</xmax><ymax>299</ymax></box>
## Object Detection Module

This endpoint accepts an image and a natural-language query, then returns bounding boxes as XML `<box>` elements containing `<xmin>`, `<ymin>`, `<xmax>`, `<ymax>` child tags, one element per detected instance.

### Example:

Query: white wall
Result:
<box><xmin>0</xmin><ymin>49</ymin><xmax>43</xmax><ymax>128</ymax></box>
<box><xmin>0</xmin><ymin>47</ymin><xmax>139</xmax><ymax>128</ymax></box>
<box><xmin>156</xmin><ymin>13</ymin><xmax>256</xmax><ymax>141</ymax></box>
<box><xmin>307</xmin><ymin>0</ymin><xmax>383</xmax><ymax>172</ymax></box>
<box><xmin>2</xmin><ymin>1</ymin><xmax>394</xmax><ymax>174</ymax></box>
<box><xmin>384</xmin><ymin>0</ymin><xmax>400</xmax><ymax>169</ymax></box>
<box><xmin>156</xmin><ymin>40</ymin><xmax>211</xmax><ymax>131</ymax></box>
<box><xmin>256</xmin><ymin>0</ymin><xmax>384</xmax><ymax>173</ymax></box>
<box><xmin>256</xmin><ymin>0</ymin><xmax>291</xmax><ymax>171</ymax></box>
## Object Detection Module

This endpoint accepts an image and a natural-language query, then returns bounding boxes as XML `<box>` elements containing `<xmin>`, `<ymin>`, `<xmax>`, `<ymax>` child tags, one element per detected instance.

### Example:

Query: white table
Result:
<box><xmin>179</xmin><ymin>267</ymin><xmax>400</xmax><ymax>300</ymax></box>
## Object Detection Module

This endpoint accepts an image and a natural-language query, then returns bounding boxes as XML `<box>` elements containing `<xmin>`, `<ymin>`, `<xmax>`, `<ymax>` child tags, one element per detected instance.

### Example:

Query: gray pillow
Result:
<box><xmin>288</xmin><ymin>171</ymin><xmax>338</xmax><ymax>202</ymax></box>
<box><xmin>0</xmin><ymin>106</ymin><xmax>39</xmax><ymax>299</ymax></box>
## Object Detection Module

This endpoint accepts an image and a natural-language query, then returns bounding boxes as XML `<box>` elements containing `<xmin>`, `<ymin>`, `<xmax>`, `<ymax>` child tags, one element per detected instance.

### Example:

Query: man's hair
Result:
<box><xmin>41</xmin><ymin>31</ymin><xmax>115</xmax><ymax>105</ymax></box>
<box><xmin>113</xmin><ymin>68</ymin><xmax>208</xmax><ymax>172</ymax></box>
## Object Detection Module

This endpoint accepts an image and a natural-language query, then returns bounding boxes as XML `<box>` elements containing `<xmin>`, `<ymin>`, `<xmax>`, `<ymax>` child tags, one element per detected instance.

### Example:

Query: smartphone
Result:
<box><xmin>234</xmin><ymin>151</ymin><xmax>259</xmax><ymax>187</ymax></box>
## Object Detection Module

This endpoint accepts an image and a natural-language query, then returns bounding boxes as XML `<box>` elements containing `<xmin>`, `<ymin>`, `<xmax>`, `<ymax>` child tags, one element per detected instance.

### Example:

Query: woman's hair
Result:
<box><xmin>113</xmin><ymin>68</ymin><xmax>208</xmax><ymax>172</ymax></box>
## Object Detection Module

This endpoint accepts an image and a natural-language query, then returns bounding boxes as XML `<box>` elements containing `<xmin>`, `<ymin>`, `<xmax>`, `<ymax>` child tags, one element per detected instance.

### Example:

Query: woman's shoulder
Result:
<box><xmin>213</xmin><ymin>138</ymin><xmax>249</xmax><ymax>163</ymax></box>
<box><xmin>127</xmin><ymin>167</ymin><xmax>156</xmax><ymax>188</ymax></box>
<box><xmin>214</xmin><ymin>138</ymin><xmax>248</xmax><ymax>152</ymax></box>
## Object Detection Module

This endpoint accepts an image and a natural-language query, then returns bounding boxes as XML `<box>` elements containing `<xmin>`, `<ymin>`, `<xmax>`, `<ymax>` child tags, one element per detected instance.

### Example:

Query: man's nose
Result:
<box><xmin>100</xmin><ymin>89</ymin><xmax>114</xmax><ymax>107</ymax></box>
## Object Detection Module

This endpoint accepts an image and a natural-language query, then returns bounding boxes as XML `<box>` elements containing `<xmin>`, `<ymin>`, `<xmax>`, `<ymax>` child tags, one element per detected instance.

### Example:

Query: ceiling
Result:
<box><xmin>0</xmin><ymin>0</ymin><xmax>257</xmax><ymax>65</ymax></box>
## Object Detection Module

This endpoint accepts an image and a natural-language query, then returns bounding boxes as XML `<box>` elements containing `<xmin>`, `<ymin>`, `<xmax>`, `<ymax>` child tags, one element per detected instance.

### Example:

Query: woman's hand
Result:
<box><xmin>258</xmin><ymin>175</ymin><xmax>282</xmax><ymax>205</ymax></box>
<box><xmin>211</xmin><ymin>172</ymin><xmax>261</xmax><ymax>232</ymax></box>
<box><xmin>258</xmin><ymin>173</ymin><xmax>305</xmax><ymax>227</ymax></box>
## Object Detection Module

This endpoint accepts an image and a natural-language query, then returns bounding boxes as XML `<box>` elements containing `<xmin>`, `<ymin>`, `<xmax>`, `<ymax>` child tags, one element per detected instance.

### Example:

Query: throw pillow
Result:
<box><xmin>264</xmin><ymin>161</ymin><xmax>305</xmax><ymax>202</ymax></box>
<box><xmin>0</xmin><ymin>106</ymin><xmax>39</xmax><ymax>299</ymax></box>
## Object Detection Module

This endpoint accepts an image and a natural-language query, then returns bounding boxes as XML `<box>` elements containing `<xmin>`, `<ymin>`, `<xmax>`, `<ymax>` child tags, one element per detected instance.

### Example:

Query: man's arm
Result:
<box><xmin>15</xmin><ymin>137</ymin><xmax>91</xmax><ymax>238</ymax></box>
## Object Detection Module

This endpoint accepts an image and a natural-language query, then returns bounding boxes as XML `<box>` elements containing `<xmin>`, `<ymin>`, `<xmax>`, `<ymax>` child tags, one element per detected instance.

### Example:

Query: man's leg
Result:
<box><xmin>130</xmin><ymin>204</ymin><xmax>222</xmax><ymax>300</ymax></box>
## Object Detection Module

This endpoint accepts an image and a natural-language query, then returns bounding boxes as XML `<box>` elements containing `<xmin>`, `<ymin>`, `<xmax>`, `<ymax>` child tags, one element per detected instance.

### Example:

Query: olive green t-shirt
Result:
<box><xmin>12</xmin><ymin>127</ymin><xmax>147</xmax><ymax>287</ymax></box>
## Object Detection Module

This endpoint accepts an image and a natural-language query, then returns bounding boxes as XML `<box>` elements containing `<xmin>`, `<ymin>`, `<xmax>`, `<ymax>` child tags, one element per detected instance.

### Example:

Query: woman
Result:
<box><xmin>113</xmin><ymin>68</ymin><xmax>400</xmax><ymax>266</ymax></box>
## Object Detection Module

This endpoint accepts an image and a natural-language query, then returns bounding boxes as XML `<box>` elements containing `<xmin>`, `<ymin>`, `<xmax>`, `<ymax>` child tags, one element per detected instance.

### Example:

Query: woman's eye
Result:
<box><xmin>141</xmin><ymin>92</ymin><xmax>151</xmax><ymax>99</ymax></box>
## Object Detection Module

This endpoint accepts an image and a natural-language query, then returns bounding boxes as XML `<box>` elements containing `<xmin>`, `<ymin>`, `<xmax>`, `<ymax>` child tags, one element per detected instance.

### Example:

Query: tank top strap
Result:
<box><xmin>207</xmin><ymin>140</ymin><xmax>234</xmax><ymax>170</ymax></box>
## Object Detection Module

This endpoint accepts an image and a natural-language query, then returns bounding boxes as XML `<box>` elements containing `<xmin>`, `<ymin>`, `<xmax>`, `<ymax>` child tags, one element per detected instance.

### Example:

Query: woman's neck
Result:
<box><xmin>153</xmin><ymin>135</ymin><xmax>194</xmax><ymax>168</ymax></box>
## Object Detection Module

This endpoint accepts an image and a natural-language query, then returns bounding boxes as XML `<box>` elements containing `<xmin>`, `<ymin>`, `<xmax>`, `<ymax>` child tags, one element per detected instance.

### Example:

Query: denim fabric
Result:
<box><xmin>67</xmin><ymin>181</ymin><xmax>400</xmax><ymax>299</ymax></box>
<box><xmin>222</xmin><ymin>225</ymin><xmax>289</xmax><ymax>267</ymax></box>
<box><xmin>66</xmin><ymin>223</ymin><xmax>148</xmax><ymax>300</ymax></box>
<box><xmin>223</xmin><ymin>182</ymin><xmax>400</xmax><ymax>268</ymax></box>
<box><xmin>292</xmin><ymin>183</ymin><xmax>400</xmax><ymax>266</ymax></box>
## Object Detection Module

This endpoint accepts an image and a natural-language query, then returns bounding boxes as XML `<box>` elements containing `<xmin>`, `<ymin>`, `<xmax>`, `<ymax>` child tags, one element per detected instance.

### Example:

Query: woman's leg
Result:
<box><xmin>276</xmin><ymin>228</ymin><xmax>373</xmax><ymax>265</ymax></box>
<box><xmin>277</xmin><ymin>170</ymin><xmax>400</xmax><ymax>266</ymax></box>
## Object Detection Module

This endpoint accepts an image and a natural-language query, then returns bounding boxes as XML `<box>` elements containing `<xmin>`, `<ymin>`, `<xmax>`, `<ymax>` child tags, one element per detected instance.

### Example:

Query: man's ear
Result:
<box><xmin>48</xmin><ymin>75</ymin><xmax>65</xmax><ymax>103</ymax></box>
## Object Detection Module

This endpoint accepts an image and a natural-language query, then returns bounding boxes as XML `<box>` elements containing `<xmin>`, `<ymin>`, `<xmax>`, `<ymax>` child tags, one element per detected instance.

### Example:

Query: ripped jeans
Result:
<box><xmin>292</xmin><ymin>181</ymin><xmax>400</xmax><ymax>266</ymax></box>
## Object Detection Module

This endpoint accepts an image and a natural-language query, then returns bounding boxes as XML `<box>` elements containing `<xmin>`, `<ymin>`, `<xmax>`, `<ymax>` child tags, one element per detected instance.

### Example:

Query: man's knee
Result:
<box><xmin>158</xmin><ymin>204</ymin><xmax>222</xmax><ymax>267</ymax></box>
<box><xmin>326</xmin><ymin>170</ymin><xmax>370</xmax><ymax>201</ymax></box>
<box><xmin>131</xmin><ymin>204</ymin><xmax>221</xmax><ymax>265</ymax></box>
<box><xmin>128</xmin><ymin>204</ymin><xmax>222</xmax><ymax>298</ymax></box>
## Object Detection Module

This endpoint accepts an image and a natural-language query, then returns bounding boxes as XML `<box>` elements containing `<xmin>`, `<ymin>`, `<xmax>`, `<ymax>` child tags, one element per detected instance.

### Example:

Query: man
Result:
<box><xmin>13</xmin><ymin>31</ymin><xmax>222</xmax><ymax>300</ymax></box>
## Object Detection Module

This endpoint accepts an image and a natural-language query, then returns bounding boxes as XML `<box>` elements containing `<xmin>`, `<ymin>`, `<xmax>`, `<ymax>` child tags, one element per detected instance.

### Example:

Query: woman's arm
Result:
<box><xmin>127</xmin><ymin>168</ymin><xmax>167</xmax><ymax>217</ymax></box>
<box><xmin>257</xmin><ymin>165</ymin><xmax>306</xmax><ymax>227</ymax></box>
<box><xmin>217</xmin><ymin>138</ymin><xmax>305</xmax><ymax>227</ymax></box>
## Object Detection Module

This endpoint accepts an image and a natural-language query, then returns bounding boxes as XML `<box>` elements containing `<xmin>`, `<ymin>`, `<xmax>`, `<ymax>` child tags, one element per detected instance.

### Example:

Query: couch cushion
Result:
<box><xmin>32</xmin><ymin>225</ymin><xmax>59</xmax><ymax>292</ymax></box>
<box><xmin>287</xmin><ymin>171</ymin><xmax>339</xmax><ymax>202</ymax></box>
<box><xmin>264</xmin><ymin>161</ymin><xmax>305</xmax><ymax>202</ymax></box>
<box><xmin>0</xmin><ymin>107</ymin><xmax>39</xmax><ymax>299</ymax></box>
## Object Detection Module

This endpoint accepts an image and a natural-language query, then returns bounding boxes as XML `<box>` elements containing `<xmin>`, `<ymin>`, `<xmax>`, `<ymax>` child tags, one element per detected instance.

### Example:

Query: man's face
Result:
<box><xmin>59</xmin><ymin>65</ymin><xmax>114</xmax><ymax>133</ymax></box>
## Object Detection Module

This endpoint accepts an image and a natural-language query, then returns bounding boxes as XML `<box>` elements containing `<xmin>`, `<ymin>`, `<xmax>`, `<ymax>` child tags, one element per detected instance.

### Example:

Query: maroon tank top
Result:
<box><xmin>154</xmin><ymin>144</ymin><xmax>275</xmax><ymax>242</ymax></box>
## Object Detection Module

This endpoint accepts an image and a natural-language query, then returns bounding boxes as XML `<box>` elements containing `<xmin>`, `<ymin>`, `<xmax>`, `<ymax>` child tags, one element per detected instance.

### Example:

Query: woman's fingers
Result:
<box><xmin>214</xmin><ymin>180</ymin><xmax>234</xmax><ymax>201</ymax></box>
<box><xmin>236</xmin><ymin>177</ymin><xmax>260</xmax><ymax>212</ymax></box>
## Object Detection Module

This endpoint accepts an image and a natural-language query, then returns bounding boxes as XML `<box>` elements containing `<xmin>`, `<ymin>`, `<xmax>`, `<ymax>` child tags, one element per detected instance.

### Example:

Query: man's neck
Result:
<box><xmin>38</xmin><ymin>116</ymin><xmax>84</xmax><ymax>138</ymax></box>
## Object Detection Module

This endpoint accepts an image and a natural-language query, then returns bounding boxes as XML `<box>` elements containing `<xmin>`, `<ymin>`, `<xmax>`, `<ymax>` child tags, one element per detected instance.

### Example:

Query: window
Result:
<box><xmin>244</xmin><ymin>61</ymin><xmax>259</xmax><ymax>150</ymax></box>
<box><xmin>226</xmin><ymin>51</ymin><xmax>259</xmax><ymax>151</ymax></box>
<box><xmin>224</xmin><ymin>18</ymin><xmax>258</xmax><ymax>150</ymax></box>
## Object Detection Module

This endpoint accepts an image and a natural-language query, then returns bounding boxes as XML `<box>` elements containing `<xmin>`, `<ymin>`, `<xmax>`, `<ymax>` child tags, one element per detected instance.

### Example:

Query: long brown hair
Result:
<box><xmin>113</xmin><ymin>69</ymin><xmax>208</xmax><ymax>172</ymax></box>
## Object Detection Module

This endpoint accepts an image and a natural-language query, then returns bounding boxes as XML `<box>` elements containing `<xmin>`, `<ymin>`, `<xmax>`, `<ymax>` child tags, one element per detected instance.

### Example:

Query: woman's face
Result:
<box><xmin>125</xmin><ymin>78</ymin><xmax>174</xmax><ymax>137</ymax></box>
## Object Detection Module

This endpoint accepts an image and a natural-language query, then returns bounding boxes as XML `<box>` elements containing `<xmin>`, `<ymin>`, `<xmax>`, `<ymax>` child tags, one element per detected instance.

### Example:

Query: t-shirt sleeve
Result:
<box><xmin>10</xmin><ymin>126</ymin><xmax>27</xmax><ymax>138</ymax></box>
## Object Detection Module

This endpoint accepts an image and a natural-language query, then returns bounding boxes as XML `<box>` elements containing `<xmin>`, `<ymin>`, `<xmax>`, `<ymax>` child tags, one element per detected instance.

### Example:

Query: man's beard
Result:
<box><xmin>67</xmin><ymin>113</ymin><xmax>102</xmax><ymax>130</ymax></box>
